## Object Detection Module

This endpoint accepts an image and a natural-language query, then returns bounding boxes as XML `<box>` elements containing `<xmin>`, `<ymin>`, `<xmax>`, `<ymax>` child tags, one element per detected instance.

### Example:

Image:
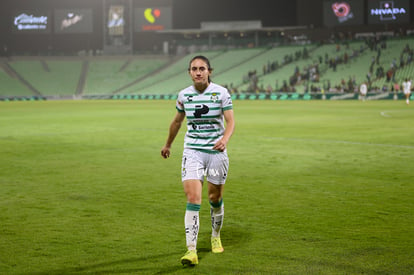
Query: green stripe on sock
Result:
<box><xmin>186</xmin><ymin>203</ymin><xmax>201</xmax><ymax>211</ymax></box>
<box><xmin>209</xmin><ymin>199</ymin><xmax>223</xmax><ymax>208</ymax></box>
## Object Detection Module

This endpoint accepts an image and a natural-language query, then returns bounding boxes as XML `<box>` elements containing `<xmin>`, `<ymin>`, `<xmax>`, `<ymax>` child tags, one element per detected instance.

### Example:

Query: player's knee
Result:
<box><xmin>208</xmin><ymin>193</ymin><xmax>221</xmax><ymax>203</ymax></box>
<box><xmin>186</xmin><ymin>192</ymin><xmax>201</xmax><ymax>204</ymax></box>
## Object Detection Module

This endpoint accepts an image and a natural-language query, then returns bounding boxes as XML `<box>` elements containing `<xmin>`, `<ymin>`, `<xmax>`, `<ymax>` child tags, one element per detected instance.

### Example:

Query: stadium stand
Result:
<box><xmin>367</xmin><ymin>38</ymin><xmax>414</xmax><ymax>91</ymax></box>
<box><xmin>0</xmin><ymin>61</ymin><xmax>36</xmax><ymax>97</ymax></box>
<box><xmin>216</xmin><ymin>45</ymin><xmax>309</xmax><ymax>92</ymax></box>
<box><xmin>83</xmin><ymin>57</ymin><xmax>170</xmax><ymax>95</ymax></box>
<box><xmin>118</xmin><ymin>51</ymin><xmax>222</xmax><ymax>95</ymax></box>
<box><xmin>1</xmin><ymin>37</ymin><xmax>414</xmax><ymax>100</ymax></box>
<box><xmin>6</xmin><ymin>58</ymin><xmax>82</xmax><ymax>97</ymax></box>
<box><xmin>130</xmin><ymin>48</ymin><xmax>268</xmax><ymax>95</ymax></box>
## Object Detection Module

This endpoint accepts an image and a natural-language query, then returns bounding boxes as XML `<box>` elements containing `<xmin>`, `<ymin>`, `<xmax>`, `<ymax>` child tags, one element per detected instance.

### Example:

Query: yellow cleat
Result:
<box><xmin>180</xmin><ymin>249</ymin><xmax>198</xmax><ymax>266</ymax></box>
<box><xmin>211</xmin><ymin>236</ymin><xmax>224</xmax><ymax>253</ymax></box>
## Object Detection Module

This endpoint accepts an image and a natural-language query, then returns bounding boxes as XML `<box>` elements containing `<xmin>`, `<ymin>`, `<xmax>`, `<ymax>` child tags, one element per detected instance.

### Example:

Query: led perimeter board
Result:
<box><xmin>367</xmin><ymin>0</ymin><xmax>410</xmax><ymax>24</ymax></box>
<box><xmin>323</xmin><ymin>0</ymin><xmax>364</xmax><ymax>27</ymax></box>
<box><xmin>12</xmin><ymin>9</ymin><xmax>51</xmax><ymax>33</ymax></box>
<box><xmin>134</xmin><ymin>6</ymin><xmax>172</xmax><ymax>32</ymax></box>
<box><xmin>54</xmin><ymin>9</ymin><xmax>93</xmax><ymax>34</ymax></box>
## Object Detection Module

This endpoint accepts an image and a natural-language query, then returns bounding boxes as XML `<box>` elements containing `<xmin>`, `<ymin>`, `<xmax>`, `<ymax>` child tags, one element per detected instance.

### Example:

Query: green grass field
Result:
<box><xmin>1</xmin><ymin>100</ymin><xmax>413</xmax><ymax>274</ymax></box>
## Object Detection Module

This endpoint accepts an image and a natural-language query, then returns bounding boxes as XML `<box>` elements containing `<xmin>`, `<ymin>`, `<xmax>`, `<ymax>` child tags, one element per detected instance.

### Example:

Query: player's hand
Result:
<box><xmin>161</xmin><ymin>146</ymin><xmax>171</xmax><ymax>159</ymax></box>
<box><xmin>213</xmin><ymin>139</ymin><xmax>227</xmax><ymax>152</ymax></box>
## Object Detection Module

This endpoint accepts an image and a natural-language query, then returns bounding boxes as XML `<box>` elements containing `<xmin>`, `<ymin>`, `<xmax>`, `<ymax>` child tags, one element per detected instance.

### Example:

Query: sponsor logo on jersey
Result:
<box><xmin>211</xmin><ymin>93</ymin><xmax>219</xmax><ymax>102</ymax></box>
<box><xmin>193</xmin><ymin>104</ymin><xmax>209</xmax><ymax>118</ymax></box>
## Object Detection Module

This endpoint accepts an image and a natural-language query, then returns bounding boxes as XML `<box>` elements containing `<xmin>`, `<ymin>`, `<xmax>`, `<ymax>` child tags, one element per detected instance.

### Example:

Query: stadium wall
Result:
<box><xmin>1</xmin><ymin>0</ymin><xmax>414</xmax><ymax>56</ymax></box>
<box><xmin>2</xmin><ymin>92</ymin><xmax>412</xmax><ymax>102</ymax></box>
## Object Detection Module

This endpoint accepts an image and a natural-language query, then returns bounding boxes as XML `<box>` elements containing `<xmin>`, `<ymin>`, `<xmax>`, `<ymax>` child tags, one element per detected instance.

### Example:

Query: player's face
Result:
<box><xmin>189</xmin><ymin>59</ymin><xmax>211</xmax><ymax>87</ymax></box>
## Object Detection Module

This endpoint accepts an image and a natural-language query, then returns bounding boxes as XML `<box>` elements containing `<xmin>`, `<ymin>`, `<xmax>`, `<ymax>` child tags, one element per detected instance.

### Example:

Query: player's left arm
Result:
<box><xmin>213</xmin><ymin>109</ymin><xmax>235</xmax><ymax>152</ymax></box>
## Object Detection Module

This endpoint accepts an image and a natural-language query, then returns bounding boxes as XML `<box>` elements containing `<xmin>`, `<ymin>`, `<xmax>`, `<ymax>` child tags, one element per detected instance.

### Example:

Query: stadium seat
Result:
<box><xmin>290</xmin><ymin>93</ymin><xmax>299</xmax><ymax>100</ymax></box>
<box><xmin>303</xmin><ymin>93</ymin><xmax>312</xmax><ymax>100</ymax></box>
<box><xmin>279</xmin><ymin>94</ymin><xmax>288</xmax><ymax>100</ymax></box>
<box><xmin>249</xmin><ymin>94</ymin><xmax>257</xmax><ymax>100</ymax></box>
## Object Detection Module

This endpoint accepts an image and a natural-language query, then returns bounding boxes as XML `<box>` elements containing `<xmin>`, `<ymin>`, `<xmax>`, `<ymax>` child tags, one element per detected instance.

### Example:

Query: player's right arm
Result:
<box><xmin>161</xmin><ymin>111</ymin><xmax>185</xmax><ymax>159</ymax></box>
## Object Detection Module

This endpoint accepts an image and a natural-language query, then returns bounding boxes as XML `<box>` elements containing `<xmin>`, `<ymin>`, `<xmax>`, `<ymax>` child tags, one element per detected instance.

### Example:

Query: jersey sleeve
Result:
<box><xmin>176</xmin><ymin>92</ymin><xmax>185</xmax><ymax>112</ymax></box>
<box><xmin>221</xmin><ymin>88</ymin><xmax>233</xmax><ymax>111</ymax></box>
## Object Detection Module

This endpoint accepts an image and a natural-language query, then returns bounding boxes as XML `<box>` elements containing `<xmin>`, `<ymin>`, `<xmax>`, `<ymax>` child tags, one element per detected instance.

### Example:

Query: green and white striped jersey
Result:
<box><xmin>176</xmin><ymin>82</ymin><xmax>233</xmax><ymax>153</ymax></box>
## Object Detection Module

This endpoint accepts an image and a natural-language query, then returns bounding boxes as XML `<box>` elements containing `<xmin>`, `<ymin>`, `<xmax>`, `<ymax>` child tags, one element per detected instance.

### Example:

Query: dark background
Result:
<box><xmin>0</xmin><ymin>0</ymin><xmax>413</xmax><ymax>55</ymax></box>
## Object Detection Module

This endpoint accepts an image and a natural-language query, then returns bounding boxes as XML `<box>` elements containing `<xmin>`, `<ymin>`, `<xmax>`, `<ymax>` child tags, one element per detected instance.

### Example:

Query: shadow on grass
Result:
<box><xmin>28</xmin><ymin>225</ymin><xmax>250</xmax><ymax>274</ymax></box>
<box><xmin>27</xmin><ymin>252</ymin><xmax>185</xmax><ymax>275</ymax></box>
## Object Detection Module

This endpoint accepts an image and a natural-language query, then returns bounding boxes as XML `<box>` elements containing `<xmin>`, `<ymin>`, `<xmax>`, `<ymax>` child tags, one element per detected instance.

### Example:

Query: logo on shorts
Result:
<box><xmin>196</xmin><ymin>167</ymin><xmax>220</xmax><ymax>178</ymax></box>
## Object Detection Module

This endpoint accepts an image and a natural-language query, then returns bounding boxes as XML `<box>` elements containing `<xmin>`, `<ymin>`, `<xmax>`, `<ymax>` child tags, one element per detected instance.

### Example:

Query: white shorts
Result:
<box><xmin>181</xmin><ymin>148</ymin><xmax>229</xmax><ymax>185</ymax></box>
<box><xmin>404</xmin><ymin>90</ymin><xmax>411</xmax><ymax>95</ymax></box>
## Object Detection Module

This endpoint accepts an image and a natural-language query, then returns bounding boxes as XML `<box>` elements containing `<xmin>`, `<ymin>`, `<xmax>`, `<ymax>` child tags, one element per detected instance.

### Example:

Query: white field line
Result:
<box><xmin>380</xmin><ymin>111</ymin><xmax>392</xmax><ymax>117</ymax></box>
<box><xmin>380</xmin><ymin>109</ymin><xmax>414</xmax><ymax>118</ymax></box>
<box><xmin>261</xmin><ymin>136</ymin><xmax>414</xmax><ymax>149</ymax></box>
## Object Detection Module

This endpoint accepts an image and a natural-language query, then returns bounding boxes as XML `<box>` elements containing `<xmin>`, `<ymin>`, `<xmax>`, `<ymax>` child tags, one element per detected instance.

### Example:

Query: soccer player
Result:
<box><xmin>359</xmin><ymin>82</ymin><xmax>368</xmax><ymax>101</ymax></box>
<box><xmin>402</xmin><ymin>78</ymin><xmax>412</xmax><ymax>104</ymax></box>
<box><xmin>161</xmin><ymin>55</ymin><xmax>235</xmax><ymax>266</ymax></box>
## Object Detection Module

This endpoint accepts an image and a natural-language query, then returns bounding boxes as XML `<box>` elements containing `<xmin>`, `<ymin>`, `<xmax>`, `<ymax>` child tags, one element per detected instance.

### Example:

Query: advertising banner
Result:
<box><xmin>12</xmin><ymin>10</ymin><xmax>51</xmax><ymax>33</ymax></box>
<box><xmin>323</xmin><ymin>0</ymin><xmax>364</xmax><ymax>27</ymax></box>
<box><xmin>134</xmin><ymin>7</ymin><xmax>172</xmax><ymax>32</ymax></box>
<box><xmin>54</xmin><ymin>9</ymin><xmax>93</xmax><ymax>33</ymax></box>
<box><xmin>367</xmin><ymin>0</ymin><xmax>410</xmax><ymax>24</ymax></box>
<box><xmin>108</xmin><ymin>5</ymin><xmax>125</xmax><ymax>36</ymax></box>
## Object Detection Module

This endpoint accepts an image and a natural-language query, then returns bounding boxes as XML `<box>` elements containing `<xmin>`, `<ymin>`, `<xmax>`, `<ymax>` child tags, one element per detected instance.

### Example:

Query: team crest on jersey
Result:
<box><xmin>211</xmin><ymin>93</ymin><xmax>219</xmax><ymax>102</ymax></box>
